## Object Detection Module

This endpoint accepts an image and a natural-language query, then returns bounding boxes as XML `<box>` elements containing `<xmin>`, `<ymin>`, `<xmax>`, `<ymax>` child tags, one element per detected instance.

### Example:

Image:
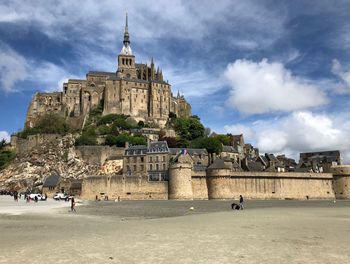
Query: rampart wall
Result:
<box><xmin>206</xmin><ymin>170</ymin><xmax>334</xmax><ymax>200</ymax></box>
<box><xmin>191</xmin><ymin>170</ymin><xmax>208</xmax><ymax>200</ymax></box>
<box><xmin>331</xmin><ymin>165</ymin><xmax>350</xmax><ymax>199</ymax></box>
<box><xmin>74</xmin><ymin>146</ymin><xmax>124</xmax><ymax>165</ymax></box>
<box><xmin>13</xmin><ymin>134</ymin><xmax>61</xmax><ymax>156</ymax></box>
<box><xmin>81</xmin><ymin>175</ymin><xmax>168</xmax><ymax>200</ymax></box>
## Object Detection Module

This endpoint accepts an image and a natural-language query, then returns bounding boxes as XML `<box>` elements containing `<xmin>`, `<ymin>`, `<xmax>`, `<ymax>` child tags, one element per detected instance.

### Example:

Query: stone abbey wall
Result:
<box><xmin>331</xmin><ymin>165</ymin><xmax>350</xmax><ymax>199</ymax></box>
<box><xmin>205</xmin><ymin>170</ymin><xmax>334</xmax><ymax>200</ymax></box>
<box><xmin>191</xmin><ymin>170</ymin><xmax>208</xmax><ymax>200</ymax></box>
<box><xmin>74</xmin><ymin>146</ymin><xmax>124</xmax><ymax>165</ymax></box>
<box><xmin>81</xmin><ymin>175</ymin><xmax>168</xmax><ymax>200</ymax></box>
<box><xmin>12</xmin><ymin>134</ymin><xmax>61</xmax><ymax>156</ymax></box>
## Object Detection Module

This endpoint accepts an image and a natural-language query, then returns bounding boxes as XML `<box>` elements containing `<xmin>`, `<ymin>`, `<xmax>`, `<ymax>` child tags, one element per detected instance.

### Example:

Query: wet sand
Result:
<box><xmin>0</xmin><ymin>197</ymin><xmax>350</xmax><ymax>264</ymax></box>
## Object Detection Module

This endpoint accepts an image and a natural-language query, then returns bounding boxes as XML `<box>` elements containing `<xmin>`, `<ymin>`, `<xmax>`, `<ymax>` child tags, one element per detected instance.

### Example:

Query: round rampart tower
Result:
<box><xmin>331</xmin><ymin>165</ymin><xmax>350</xmax><ymax>199</ymax></box>
<box><xmin>206</xmin><ymin>159</ymin><xmax>232</xmax><ymax>199</ymax></box>
<box><xmin>168</xmin><ymin>153</ymin><xmax>193</xmax><ymax>200</ymax></box>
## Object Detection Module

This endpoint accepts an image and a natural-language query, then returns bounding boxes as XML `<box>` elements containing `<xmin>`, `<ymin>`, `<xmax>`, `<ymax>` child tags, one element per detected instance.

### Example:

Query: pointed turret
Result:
<box><xmin>123</xmin><ymin>12</ymin><xmax>130</xmax><ymax>47</ymax></box>
<box><xmin>151</xmin><ymin>58</ymin><xmax>155</xmax><ymax>80</ymax></box>
<box><xmin>120</xmin><ymin>13</ymin><xmax>132</xmax><ymax>55</ymax></box>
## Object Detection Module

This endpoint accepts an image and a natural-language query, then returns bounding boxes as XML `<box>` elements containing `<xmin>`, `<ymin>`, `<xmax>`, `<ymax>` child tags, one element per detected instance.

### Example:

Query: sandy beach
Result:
<box><xmin>0</xmin><ymin>196</ymin><xmax>349</xmax><ymax>264</ymax></box>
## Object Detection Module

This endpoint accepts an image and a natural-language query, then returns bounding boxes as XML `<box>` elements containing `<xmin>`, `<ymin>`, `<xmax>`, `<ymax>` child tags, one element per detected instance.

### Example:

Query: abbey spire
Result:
<box><xmin>120</xmin><ymin>13</ymin><xmax>132</xmax><ymax>55</ymax></box>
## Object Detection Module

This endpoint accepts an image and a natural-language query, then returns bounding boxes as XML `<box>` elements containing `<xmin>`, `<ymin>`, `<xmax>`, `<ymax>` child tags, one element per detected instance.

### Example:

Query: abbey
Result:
<box><xmin>25</xmin><ymin>14</ymin><xmax>191</xmax><ymax>129</ymax></box>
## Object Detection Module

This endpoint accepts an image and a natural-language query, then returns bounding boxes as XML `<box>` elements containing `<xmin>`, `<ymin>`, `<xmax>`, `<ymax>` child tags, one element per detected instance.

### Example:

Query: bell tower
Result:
<box><xmin>117</xmin><ymin>13</ymin><xmax>137</xmax><ymax>79</ymax></box>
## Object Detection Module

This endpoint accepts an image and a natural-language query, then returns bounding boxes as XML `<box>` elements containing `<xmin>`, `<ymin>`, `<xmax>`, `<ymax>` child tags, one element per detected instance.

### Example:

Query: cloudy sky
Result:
<box><xmin>1</xmin><ymin>0</ymin><xmax>350</xmax><ymax>162</ymax></box>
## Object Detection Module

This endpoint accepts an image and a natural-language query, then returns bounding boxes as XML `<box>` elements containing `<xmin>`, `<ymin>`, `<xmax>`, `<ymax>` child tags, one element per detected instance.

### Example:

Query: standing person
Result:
<box><xmin>71</xmin><ymin>197</ymin><xmax>76</xmax><ymax>212</ymax></box>
<box><xmin>239</xmin><ymin>195</ymin><xmax>244</xmax><ymax>210</ymax></box>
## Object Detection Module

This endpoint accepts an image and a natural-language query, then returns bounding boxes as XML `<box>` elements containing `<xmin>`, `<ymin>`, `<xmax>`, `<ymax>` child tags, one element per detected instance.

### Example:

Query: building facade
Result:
<box><xmin>25</xmin><ymin>14</ymin><xmax>191</xmax><ymax>129</ymax></box>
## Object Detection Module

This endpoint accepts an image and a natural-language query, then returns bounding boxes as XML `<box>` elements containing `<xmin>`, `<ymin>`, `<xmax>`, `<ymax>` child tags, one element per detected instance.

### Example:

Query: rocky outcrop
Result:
<box><xmin>0</xmin><ymin>134</ymin><xmax>106</xmax><ymax>191</ymax></box>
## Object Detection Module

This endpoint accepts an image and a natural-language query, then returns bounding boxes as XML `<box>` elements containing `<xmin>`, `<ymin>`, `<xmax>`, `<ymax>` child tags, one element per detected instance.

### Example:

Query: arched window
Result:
<box><xmin>122</xmin><ymin>58</ymin><xmax>125</xmax><ymax>65</ymax></box>
<box><xmin>150</xmin><ymin>164</ymin><xmax>153</xmax><ymax>170</ymax></box>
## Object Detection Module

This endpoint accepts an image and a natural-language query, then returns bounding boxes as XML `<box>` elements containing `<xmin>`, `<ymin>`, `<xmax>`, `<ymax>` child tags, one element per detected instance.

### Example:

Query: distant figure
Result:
<box><xmin>14</xmin><ymin>191</ymin><xmax>18</xmax><ymax>202</ymax></box>
<box><xmin>95</xmin><ymin>195</ymin><xmax>98</xmax><ymax>201</ymax></box>
<box><xmin>71</xmin><ymin>197</ymin><xmax>76</xmax><ymax>212</ymax></box>
<box><xmin>239</xmin><ymin>195</ymin><xmax>244</xmax><ymax>210</ymax></box>
<box><xmin>34</xmin><ymin>196</ymin><xmax>38</xmax><ymax>203</ymax></box>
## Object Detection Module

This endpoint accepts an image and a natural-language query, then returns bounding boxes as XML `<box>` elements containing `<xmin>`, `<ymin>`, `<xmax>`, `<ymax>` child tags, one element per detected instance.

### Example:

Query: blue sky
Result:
<box><xmin>1</xmin><ymin>0</ymin><xmax>350</xmax><ymax>161</ymax></box>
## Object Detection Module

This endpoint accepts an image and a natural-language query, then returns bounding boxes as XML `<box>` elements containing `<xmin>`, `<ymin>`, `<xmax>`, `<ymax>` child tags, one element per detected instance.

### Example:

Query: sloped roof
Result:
<box><xmin>208</xmin><ymin>159</ymin><xmax>231</xmax><ymax>170</ymax></box>
<box><xmin>148</xmin><ymin>141</ymin><xmax>169</xmax><ymax>153</ymax></box>
<box><xmin>169</xmin><ymin>148</ymin><xmax>208</xmax><ymax>156</ymax></box>
<box><xmin>43</xmin><ymin>175</ymin><xmax>60</xmax><ymax>188</ymax></box>
<box><xmin>222</xmin><ymin>145</ymin><xmax>237</xmax><ymax>153</ymax></box>
<box><xmin>247</xmin><ymin>161</ymin><xmax>264</xmax><ymax>172</ymax></box>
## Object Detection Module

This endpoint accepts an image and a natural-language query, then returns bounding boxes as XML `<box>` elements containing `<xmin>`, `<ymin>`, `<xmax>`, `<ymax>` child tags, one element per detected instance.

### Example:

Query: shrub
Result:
<box><xmin>0</xmin><ymin>149</ymin><xmax>16</xmax><ymax>171</ymax></box>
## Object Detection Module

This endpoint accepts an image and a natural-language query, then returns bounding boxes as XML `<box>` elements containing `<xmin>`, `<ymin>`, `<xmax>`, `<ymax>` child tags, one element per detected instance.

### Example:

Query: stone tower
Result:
<box><xmin>206</xmin><ymin>159</ymin><xmax>232</xmax><ymax>199</ymax></box>
<box><xmin>168</xmin><ymin>153</ymin><xmax>193</xmax><ymax>200</ymax></box>
<box><xmin>117</xmin><ymin>13</ymin><xmax>137</xmax><ymax>79</ymax></box>
<box><xmin>331</xmin><ymin>165</ymin><xmax>350</xmax><ymax>199</ymax></box>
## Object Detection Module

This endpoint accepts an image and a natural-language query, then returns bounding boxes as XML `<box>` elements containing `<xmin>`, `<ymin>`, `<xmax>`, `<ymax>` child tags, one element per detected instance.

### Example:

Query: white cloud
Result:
<box><xmin>0</xmin><ymin>131</ymin><xmax>10</xmax><ymax>143</ymax></box>
<box><xmin>0</xmin><ymin>43</ymin><xmax>79</xmax><ymax>92</ymax></box>
<box><xmin>224</xmin><ymin>59</ymin><xmax>328</xmax><ymax>114</ymax></box>
<box><xmin>223</xmin><ymin>124</ymin><xmax>255</xmax><ymax>141</ymax></box>
<box><xmin>332</xmin><ymin>59</ymin><xmax>350</xmax><ymax>90</ymax></box>
<box><xmin>224</xmin><ymin>111</ymin><xmax>350</xmax><ymax>162</ymax></box>
<box><xmin>0</xmin><ymin>44</ymin><xmax>28</xmax><ymax>92</ymax></box>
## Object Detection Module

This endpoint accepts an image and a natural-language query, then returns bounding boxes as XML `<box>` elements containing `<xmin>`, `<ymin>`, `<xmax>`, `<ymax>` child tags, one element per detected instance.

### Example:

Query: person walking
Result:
<box><xmin>71</xmin><ymin>197</ymin><xmax>76</xmax><ymax>212</ymax></box>
<box><xmin>239</xmin><ymin>195</ymin><xmax>244</xmax><ymax>210</ymax></box>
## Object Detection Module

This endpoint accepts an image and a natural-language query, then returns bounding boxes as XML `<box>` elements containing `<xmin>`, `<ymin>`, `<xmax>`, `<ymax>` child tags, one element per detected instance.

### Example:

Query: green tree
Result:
<box><xmin>173</xmin><ymin>117</ymin><xmax>205</xmax><ymax>141</ymax></box>
<box><xmin>0</xmin><ymin>149</ymin><xmax>16</xmax><ymax>171</ymax></box>
<box><xmin>213</xmin><ymin>134</ymin><xmax>231</xmax><ymax>146</ymax></box>
<box><xmin>191</xmin><ymin>137</ymin><xmax>222</xmax><ymax>164</ymax></box>
<box><xmin>75</xmin><ymin>127</ymin><xmax>97</xmax><ymax>146</ymax></box>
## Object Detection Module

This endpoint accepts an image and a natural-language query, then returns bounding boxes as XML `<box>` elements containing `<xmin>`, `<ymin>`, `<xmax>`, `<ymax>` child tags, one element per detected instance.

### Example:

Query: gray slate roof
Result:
<box><xmin>208</xmin><ymin>159</ymin><xmax>231</xmax><ymax>170</ymax></box>
<box><xmin>169</xmin><ymin>148</ymin><xmax>208</xmax><ymax>156</ymax></box>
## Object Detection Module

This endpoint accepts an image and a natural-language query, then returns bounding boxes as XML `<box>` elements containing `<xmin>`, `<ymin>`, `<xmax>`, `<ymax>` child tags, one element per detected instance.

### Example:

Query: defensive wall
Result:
<box><xmin>205</xmin><ymin>170</ymin><xmax>334</xmax><ymax>200</ymax></box>
<box><xmin>191</xmin><ymin>170</ymin><xmax>208</xmax><ymax>200</ymax></box>
<box><xmin>81</xmin><ymin>175</ymin><xmax>168</xmax><ymax>200</ymax></box>
<box><xmin>331</xmin><ymin>165</ymin><xmax>350</xmax><ymax>199</ymax></box>
<box><xmin>11</xmin><ymin>134</ymin><xmax>61</xmax><ymax>156</ymax></box>
<box><xmin>74</xmin><ymin>146</ymin><xmax>124</xmax><ymax>165</ymax></box>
